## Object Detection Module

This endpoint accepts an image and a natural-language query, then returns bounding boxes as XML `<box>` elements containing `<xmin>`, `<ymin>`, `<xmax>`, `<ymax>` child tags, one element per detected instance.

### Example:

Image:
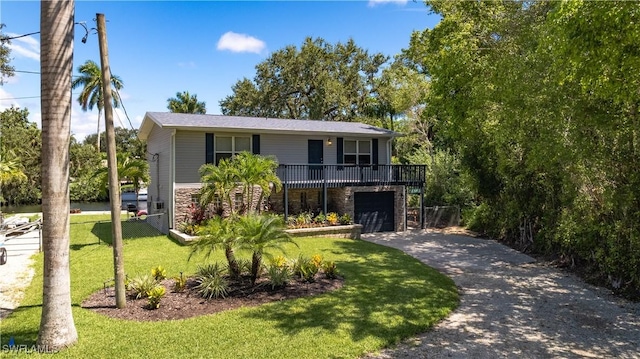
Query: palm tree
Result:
<box><xmin>37</xmin><ymin>0</ymin><xmax>78</xmax><ymax>350</ymax></box>
<box><xmin>234</xmin><ymin>152</ymin><xmax>281</xmax><ymax>214</ymax></box>
<box><xmin>167</xmin><ymin>91</ymin><xmax>206</xmax><ymax>114</ymax></box>
<box><xmin>199</xmin><ymin>158</ymin><xmax>239</xmax><ymax>215</ymax></box>
<box><xmin>236</xmin><ymin>214</ymin><xmax>296</xmax><ymax>285</ymax></box>
<box><xmin>188</xmin><ymin>215</ymin><xmax>241</xmax><ymax>278</ymax></box>
<box><xmin>94</xmin><ymin>152</ymin><xmax>150</xmax><ymax>209</ymax></box>
<box><xmin>71</xmin><ymin>59</ymin><xmax>123</xmax><ymax>151</ymax></box>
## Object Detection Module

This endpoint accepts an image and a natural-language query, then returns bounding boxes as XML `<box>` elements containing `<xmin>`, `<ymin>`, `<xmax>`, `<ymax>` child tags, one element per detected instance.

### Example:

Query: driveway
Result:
<box><xmin>362</xmin><ymin>230</ymin><xmax>640</xmax><ymax>359</ymax></box>
<box><xmin>0</xmin><ymin>229</ymin><xmax>40</xmax><ymax>319</ymax></box>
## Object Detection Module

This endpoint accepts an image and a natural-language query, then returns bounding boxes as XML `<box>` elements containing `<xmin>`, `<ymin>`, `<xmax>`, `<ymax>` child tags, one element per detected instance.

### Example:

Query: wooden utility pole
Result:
<box><xmin>97</xmin><ymin>13</ymin><xmax>126</xmax><ymax>308</ymax></box>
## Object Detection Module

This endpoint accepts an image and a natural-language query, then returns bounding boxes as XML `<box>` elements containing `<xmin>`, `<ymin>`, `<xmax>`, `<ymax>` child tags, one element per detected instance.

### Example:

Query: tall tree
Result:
<box><xmin>71</xmin><ymin>59</ymin><xmax>123</xmax><ymax>151</ymax></box>
<box><xmin>38</xmin><ymin>0</ymin><xmax>78</xmax><ymax>351</ymax></box>
<box><xmin>167</xmin><ymin>91</ymin><xmax>206</xmax><ymax>114</ymax></box>
<box><xmin>220</xmin><ymin>37</ymin><xmax>388</xmax><ymax>121</ymax></box>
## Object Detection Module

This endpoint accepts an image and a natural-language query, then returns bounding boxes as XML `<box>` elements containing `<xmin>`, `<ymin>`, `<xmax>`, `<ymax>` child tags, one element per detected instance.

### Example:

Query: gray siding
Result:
<box><xmin>175</xmin><ymin>130</ymin><xmax>205</xmax><ymax>183</ymax></box>
<box><xmin>145</xmin><ymin>125</ymin><xmax>173</xmax><ymax>234</ymax></box>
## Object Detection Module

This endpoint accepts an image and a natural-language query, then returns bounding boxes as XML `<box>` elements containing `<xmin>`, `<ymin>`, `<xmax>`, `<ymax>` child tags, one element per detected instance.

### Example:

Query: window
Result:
<box><xmin>234</xmin><ymin>193</ymin><xmax>244</xmax><ymax>212</ymax></box>
<box><xmin>190</xmin><ymin>194</ymin><xmax>200</xmax><ymax>204</ymax></box>
<box><xmin>344</xmin><ymin>140</ymin><xmax>371</xmax><ymax>165</ymax></box>
<box><xmin>215</xmin><ymin>135</ymin><xmax>251</xmax><ymax>164</ymax></box>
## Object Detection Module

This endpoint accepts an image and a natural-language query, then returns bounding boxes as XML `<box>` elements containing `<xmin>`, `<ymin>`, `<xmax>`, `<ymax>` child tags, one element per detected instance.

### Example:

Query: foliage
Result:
<box><xmin>128</xmin><ymin>274</ymin><xmax>159</xmax><ymax>299</ymax></box>
<box><xmin>1</xmin><ymin>214</ymin><xmax>459</xmax><ymax>358</ymax></box>
<box><xmin>189</xmin><ymin>216</ymin><xmax>241</xmax><ymax>278</ymax></box>
<box><xmin>196</xmin><ymin>262</ymin><xmax>227</xmax><ymax>278</ymax></box>
<box><xmin>266</xmin><ymin>263</ymin><xmax>291</xmax><ymax>289</ymax></box>
<box><xmin>338</xmin><ymin>213</ymin><xmax>352</xmax><ymax>225</ymax></box>
<box><xmin>289</xmin><ymin>254</ymin><xmax>319</xmax><ymax>282</ymax></box>
<box><xmin>322</xmin><ymin>261</ymin><xmax>339</xmax><ymax>279</ymax></box>
<box><xmin>0</xmin><ymin>24</ymin><xmax>15</xmax><ymax>82</ymax></box>
<box><xmin>236</xmin><ymin>213</ymin><xmax>297</xmax><ymax>285</ymax></box>
<box><xmin>151</xmin><ymin>266</ymin><xmax>167</xmax><ymax>281</ymax></box>
<box><xmin>314</xmin><ymin>212</ymin><xmax>326</xmax><ymax>225</ymax></box>
<box><xmin>220</xmin><ymin>37</ymin><xmax>388</xmax><ymax>122</ymax></box>
<box><xmin>83</xmin><ymin>127</ymin><xmax>147</xmax><ymax>158</ymax></box>
<box><xmin>195</xmin><ymin>272</ymin><xmax>229</xmax><ymax>299</ymax></box>
<box><xmin>326</xmin><ymin>212</ymin><xmax>339</xmax><ymax>226</ymax></box>
<box><xmin>172</xmin><ymin>273</ymin><xmax>187</xmax><ymax>293</ymax></box>
<box><xmin>93</xmin><ymin>152</ymin><xmax>150</xmax><ymax>207</ymax></box>
<box><xmin>146</xmin><ymin>285</ymin><xmax>166</xmax><ymax>310</ymax></box>
<box><xmin>167</xmin><ymin>91</ymin><xmax>206</xmax><ymax>114</ymax></box>
<box><xmin>403</xmin><ymin>0</ymin><xmax>640</xmax><ymax>295</ymax></box>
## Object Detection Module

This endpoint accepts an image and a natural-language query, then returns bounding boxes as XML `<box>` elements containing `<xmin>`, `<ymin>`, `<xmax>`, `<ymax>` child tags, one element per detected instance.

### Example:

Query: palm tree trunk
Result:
<box><xmin>225</xmin><ymin>246</ymin><xmax>240</xmax><ymax>279</ymax></box>
<box><xmin>251</xmin><ymin>252</ymin><xmax>262</xmax><ymax>285</ymax></box>
<box><xmin>37</xmin><ymin>0</ymin><xmax>78</xmax><ymax>351</ymax></box>
<box><xmin>96</xmin><ymin>109</ymin><xmax>102</xmax><ymax>151</ymax></box>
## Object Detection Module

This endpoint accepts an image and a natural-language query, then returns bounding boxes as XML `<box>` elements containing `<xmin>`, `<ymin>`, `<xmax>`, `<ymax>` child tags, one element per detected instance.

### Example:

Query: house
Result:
<box><xmin>137</xmin><ymin>112</ymin><xmax>426</xmax><ymax>234</ymax></box>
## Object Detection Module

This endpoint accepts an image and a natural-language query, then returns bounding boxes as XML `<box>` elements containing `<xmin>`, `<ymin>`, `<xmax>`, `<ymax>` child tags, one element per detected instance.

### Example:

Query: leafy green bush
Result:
<box><xmin>128</xmin><ymin>274</ymin><xmax>158</xmax><ymax>299</ymax></box>
<box><xmin>147</xmin><ymin>285</ymin><xmax>166</xmax><ymax>309</ymax></box>
<box><xmin>195</xmin><ymin>273</ymin><xmax>229</xmax><ymax>299</ymax></box>
<box><xmin>196</xmin><ymin>262</ymin><xmax>227</xmax><ymax>278</ymax></box>
<box><xmin>339</xmin><ymin>213</ymin><xmax>352</xmax><ymax>225</ymax></box>
<box><xmin>151</xmin><ymin>265</ymin><xmax>167</xmax><ymax>281</ymax></box>
<box><xmin>314</xmin><ymin>212</ymin><xmax>326</xmax><ymax>225</ymax></box>
<box><xmin>322</xmin><ymin>261</ymin><xmax>339</xmax><ymax>279</ymax></box>
<box><xmin>172</xmin><ymin>273</ymin><xmax>186</xmax><ymax>293</ymax></box>
<box><xmin>266</xmin><ymin>264</ymin><xmax>291</xmax><ymax>289</ymax></box>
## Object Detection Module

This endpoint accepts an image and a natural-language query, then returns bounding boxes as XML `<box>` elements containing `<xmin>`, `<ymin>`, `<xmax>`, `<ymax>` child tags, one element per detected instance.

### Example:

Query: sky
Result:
<box><xmin>0</xmin><ymin>0</ymin><xmax>440</xmax><ymax>142</ymax></box>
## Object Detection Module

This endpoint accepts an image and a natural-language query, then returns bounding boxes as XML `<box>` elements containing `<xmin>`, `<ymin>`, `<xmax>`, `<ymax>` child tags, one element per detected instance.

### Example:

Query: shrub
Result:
<box><xmin>129</xmin><ymin>274</ymin><xmax>158</xmax><ymax>299</ymax></box>
<box><xmin>322</xmin><ymin>261</ymin><xmax>339</xmax><ymax>279</ymax></box>
<box><xmin>196</xmin><ymin>263</ymin><xmax>227</xmax><ymax>278</ymax></box>
<box><xmin>270</xmin><ymin>255</ymin><xmax>287</xmax><ymax>268</ymax></box>
<box><xmin>339</xmin><ymin>213</ymin><xmax>352</xmax><ymax>225</ymax></box>
<box><xmin>235</xmin><ymin>258</ymin><xmax>252</xmax><ymax>276</ymax></box>
<box><xmin>311</xmin><ymin>254</ymin><xmax>323</xmax><ymax>268</ymax></box>
<box><xmin>151</xmin><ymin>265</ymin><xmax>167</xmax><ymax>281</ymax></box>
<box><xmin>172</xmin><ymin>273</ymin><xmax>186</xmax><ymax>293</ymax></box>
<box><xmin>290</xmin><ymin>254</ymin><xmax>319</xmax><ymax>282</ymax></box>
<box><xmin>266</xmin><ymin>264</ymin><xmax>291</xmax><ymax>289</ymax></box>
<box><xmin>326</xmin><ymin>212</ymin><xmax>339</xmax><ymax>225</ymax></box>
<box><xmin>314</xmin><ymin>212</ymin><xmax>326</xmax><ymax>225</ymax></box>
<box><xmin>147</xmin><ymin>285</ymin><xmax>166</xmax><ymax>309</ymax></box>
<box><xmin>195</xmin><ymin>274</ymin><xmax>229</xmax><ymax>299</ymax></box>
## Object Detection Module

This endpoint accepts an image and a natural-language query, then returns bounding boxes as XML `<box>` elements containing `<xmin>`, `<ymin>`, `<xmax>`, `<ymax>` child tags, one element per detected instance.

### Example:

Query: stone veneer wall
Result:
<box><xmin>342</xmin><ymin>185</ymin><xmax>406</xmax><ymax>232</ymax></box>
<box><xmin>174</xmin><ymin>185</ymin><xmax>266</xmax><ymax>228</ymax></box>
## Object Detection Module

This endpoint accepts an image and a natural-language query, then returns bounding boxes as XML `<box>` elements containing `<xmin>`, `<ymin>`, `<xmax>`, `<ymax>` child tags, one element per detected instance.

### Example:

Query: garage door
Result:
<box><xmin>354</xmin><ymin>191</ymin><xmax>395</xmax><ymax>233</ymax></box>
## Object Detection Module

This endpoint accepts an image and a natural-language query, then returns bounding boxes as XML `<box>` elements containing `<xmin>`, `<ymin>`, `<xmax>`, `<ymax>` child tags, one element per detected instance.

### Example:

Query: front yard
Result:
<box><xmin>1</xmin><ymin>214</ymin><xmax>458</xmax><ymax>358</ymax></box>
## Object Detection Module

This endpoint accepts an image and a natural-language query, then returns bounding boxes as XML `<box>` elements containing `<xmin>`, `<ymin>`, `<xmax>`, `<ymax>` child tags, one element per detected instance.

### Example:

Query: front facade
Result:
<box><xmin>138</xmin><ymin>112</ymin><xmax>426</xmax><ymax>234</ymax></box>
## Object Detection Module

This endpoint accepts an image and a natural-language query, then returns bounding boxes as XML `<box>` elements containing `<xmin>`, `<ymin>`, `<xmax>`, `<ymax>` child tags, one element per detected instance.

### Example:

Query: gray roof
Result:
<box><xmin>139</xmin><ymin>112</ymin><xmax>399</xmax><ymax>140</ymax></box>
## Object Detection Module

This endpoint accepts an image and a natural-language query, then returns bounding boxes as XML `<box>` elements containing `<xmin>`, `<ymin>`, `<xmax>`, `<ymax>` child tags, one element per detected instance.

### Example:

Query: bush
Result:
<box><xmin>314</xmin><ymin>212</ymin><xmax>326</xmax><ymax>225</ymax></box>
<box><xmin>151</xmin><ymin>265</ymin><xmax>167</xmax><ymax>281</ymax></box>
<box><xmin>326</xmin><ymin>212</ymin><xmax>339</xmax><ymax>225</ymax></box>
<box><xmin>147</xmin><ymin>285</ymin><xmax>166</xmax><ymax>309</ymax></box>
<box><xmin>129</xmin><ymin>274</ymin><xmax>158</xmax><ymax>299</ymax></box>
<box><xmin>266</xmin><ymin>264</ymin><xmax>291</xmax><ymax>289</ymax></box>
<box><xmin>196</xmin><ymin>263</ymin><xmax>227</xmax><ymax>278</ymax></box>
<box><xmin>339</xmin><ymin>213</ymin><xmax>352</xmax><ymax>225</ymax></box>
<box><xmin>195</xmin><ymin>274</ymin><xmax>229</xmax><ymax>299</ymax></box>
<box><xmin>322</xmin><ymin>261</ymin><xmax>339</xmax><ymax>279</ymax></box>
<box><xmin>172</xmin><ymin>273</ymin><xmax>187</xmax><ymax>293</ymax></box>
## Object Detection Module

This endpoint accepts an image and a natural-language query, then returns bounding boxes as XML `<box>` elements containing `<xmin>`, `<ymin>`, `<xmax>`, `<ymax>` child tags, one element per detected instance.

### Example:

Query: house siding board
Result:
<box><xmin>145</xmin><ymin>124</ymin><xmax>173</xmax><ymax>234</ymax></box>
<box><xmin>175</xmin><ymin>130</ymin><xmax>205</xmax><ymax>184</ymax></box>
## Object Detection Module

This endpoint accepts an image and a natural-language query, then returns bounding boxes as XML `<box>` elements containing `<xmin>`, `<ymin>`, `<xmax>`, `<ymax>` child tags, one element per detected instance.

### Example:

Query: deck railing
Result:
<box><xmin>276</xmin><ymin>164</ymin><xmax>426</xmax><ymax>189</ymax></box>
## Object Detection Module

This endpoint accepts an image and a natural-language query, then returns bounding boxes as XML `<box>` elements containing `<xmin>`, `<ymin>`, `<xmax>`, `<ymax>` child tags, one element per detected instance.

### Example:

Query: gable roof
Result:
<box><xmin>138</xmin><ymin>112</ymin><xmax>399</xmax><ymax>140</ymax></box>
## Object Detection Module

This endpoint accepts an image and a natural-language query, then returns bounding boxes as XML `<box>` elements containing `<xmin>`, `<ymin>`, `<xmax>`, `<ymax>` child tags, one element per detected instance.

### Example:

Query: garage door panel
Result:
<box><xmin>354</xmin><ymin>191</ymin><xmax>394</xmax><ymax>233</ymax></box>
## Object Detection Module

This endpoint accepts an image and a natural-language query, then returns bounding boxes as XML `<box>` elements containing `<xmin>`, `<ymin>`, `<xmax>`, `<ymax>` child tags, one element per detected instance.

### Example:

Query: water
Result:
<box><xmin>1</xmin><ymin>200</ymin><xmax>147</xmax><ymax>214</ymax></box>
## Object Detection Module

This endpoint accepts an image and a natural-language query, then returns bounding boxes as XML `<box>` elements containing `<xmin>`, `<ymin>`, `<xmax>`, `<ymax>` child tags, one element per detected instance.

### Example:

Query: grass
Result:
<box><xmin>1</xmin><ymin>214</ymin><xmax>458</xmax><ymax>358</ymax></box>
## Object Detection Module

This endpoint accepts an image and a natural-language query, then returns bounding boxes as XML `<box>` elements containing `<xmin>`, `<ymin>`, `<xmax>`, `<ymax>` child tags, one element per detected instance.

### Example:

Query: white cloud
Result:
<box><xmin>0</xmin><ymin>88</ymin><xmax>20</xmax><ymax>111</ymax></box>
<box><xmin>216</xmin><ymin>31</ymin><xmax>266</xmax><ymax>54</ymax></box>
<box><xmin>6</xmin><ymin>33</ymin><xmax>40</xmax><ymax>61</ymax></box>
<box><xmin>368</xmin><ymin>0</ymin><xmax>408</xmax><ymax>7</ymax></box>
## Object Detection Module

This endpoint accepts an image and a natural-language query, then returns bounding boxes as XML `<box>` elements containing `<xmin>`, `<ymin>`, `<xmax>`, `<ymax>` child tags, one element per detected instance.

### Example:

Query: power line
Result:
<box><xmin>0</xmin><ymin>31</ymin><xmax>40</xmax><ymax>41</ymax></box>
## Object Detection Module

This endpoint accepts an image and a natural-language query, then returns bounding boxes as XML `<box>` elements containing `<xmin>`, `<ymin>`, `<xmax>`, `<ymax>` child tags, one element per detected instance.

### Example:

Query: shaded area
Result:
<box><xmin>363</xmin><ymin>231</ymin><xmax>640</xmax><ymax>359</ymax></box>
<box><xmin>90</xmin><ymin>219</ymin><xmax>162</xmax><ymax>245</ymax></box>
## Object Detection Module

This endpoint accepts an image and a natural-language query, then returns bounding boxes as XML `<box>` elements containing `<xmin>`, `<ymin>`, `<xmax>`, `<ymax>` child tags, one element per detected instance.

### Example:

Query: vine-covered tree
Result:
<box><xmin>167</xmin><ymin>91</ymin><xmax>206</xmax><ymax>114</ymax></box>
<box><xmin>220</xmin><ymin>37</ymin><xmax>388</xmax><ymax>122</ymax></box>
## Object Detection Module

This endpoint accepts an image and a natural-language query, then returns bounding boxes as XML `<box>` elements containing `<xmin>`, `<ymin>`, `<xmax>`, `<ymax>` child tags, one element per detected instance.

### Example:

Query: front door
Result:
<box><xmin>308</xmin><ymin>140</ymin><xmax>323</xmax><ymax>180</ymax></box>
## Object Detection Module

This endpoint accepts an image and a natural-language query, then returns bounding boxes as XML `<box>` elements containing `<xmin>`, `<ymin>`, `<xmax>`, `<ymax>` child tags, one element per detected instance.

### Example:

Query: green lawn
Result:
<box><xmin>1</xmin><ymin>215</ymin><xmax>458</xmax><ymax>358</ymax></box>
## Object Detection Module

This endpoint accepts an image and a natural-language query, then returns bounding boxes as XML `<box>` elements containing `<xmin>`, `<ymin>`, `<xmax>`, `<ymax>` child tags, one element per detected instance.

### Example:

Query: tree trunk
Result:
<box><xmin>37</xmin><ymin>0</ymin><xmax>78</xmax><ymax>352</ymax></box>
<box><xmin>251</xmin><ymin>252</ymin><xmax>262</xmax><ymax>285</ymax></box>
<box><xmin>225</xmin><ymin>246</ymin><xmax>240</xmax><ymax>279</ymax></box>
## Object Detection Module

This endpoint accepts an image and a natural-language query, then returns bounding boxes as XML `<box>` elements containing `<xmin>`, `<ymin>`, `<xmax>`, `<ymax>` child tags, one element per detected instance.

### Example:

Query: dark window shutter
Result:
<box><xmin>205</xmin><ymin>133</ymin><xmax>214</xmax><ymax>164</ymax></box>
<box><xmin>252</xmin><ymin>134</ymin><xmax>260</xmax><ymax>155</ymax></box>
<box><xmin>337</xmin><ymin>137</ymin><xmax>344</xmax><ymax>170</ymax></box>
<box><xmin>372</xmin><ymin>139</ymin><xmax>379</xmax><ymax>171</ymax></box>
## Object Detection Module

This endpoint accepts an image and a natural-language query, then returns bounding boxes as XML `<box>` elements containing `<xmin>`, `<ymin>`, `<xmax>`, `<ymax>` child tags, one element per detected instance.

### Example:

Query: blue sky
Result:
<box><xmin>1</xmin><ymin>1</ymin><xmax>439</xmax><ymax>142</ymax></box>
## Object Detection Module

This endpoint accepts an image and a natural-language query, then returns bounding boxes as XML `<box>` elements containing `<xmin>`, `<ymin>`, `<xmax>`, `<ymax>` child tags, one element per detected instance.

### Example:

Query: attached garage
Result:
<box><xmin>354</xmin><ymin>191</ymin><xmax>395</xmax><ymax>233</ymax></box>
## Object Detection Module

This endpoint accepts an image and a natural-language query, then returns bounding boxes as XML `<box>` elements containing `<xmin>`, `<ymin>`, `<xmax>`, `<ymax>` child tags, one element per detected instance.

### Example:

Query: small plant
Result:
<box><xmin>300</xmin><ymin>261</ymin><xmax>319</xmax><ymax>282</ymax></box>
<box><xmin>322</xmin><ymin>261</ymin><xmax>339</xmax><ymax>279</ymax></box>
<box><xmin>314</xmin><ymin>212</ymin><xmax>326</xmax><ymax>225</ymax></box>
<box><xmin>172</xmin><ymin>272</ymin><xmax>186</xmax><ymax>293</ymax></box>
<box><xmin>311</xmin><ymin>254</ymin><xmax>323</xmax><ymax>268</ymax></box>
<box><xmin>128</xmin><ymin>274</ymin><xmax>158</xmax><ymax>299</ymax></box>
<box><xmin>339</xmin><ymin>213</ymin><xmax>352</xmax><ymax>225</ymax></box>
<box><xmin>270</xmin><ymin>255</ymin><xmax>287</xmax><ymax>268</ymax></box>
<box><xmin>266</xmin><ymin>263</ymin><xmax>291</xmax><ymax>289</ymax></box>
<box><xmin>196</xmin><ymin>262</ymin><xmax>227</xmax><ymax>278</ymax></box>
<box><xmin>146</xmin><ymin>285</ymin><xmax>166</xmax><ymax>309</ymax></box>
<box><xmin>151</xmin><ymin>265</ymin><xmax>167</xmax><ymax>281</ymax></box>
<box><xmin>235</xmin><ymin>258</ymin><xmax>252</xmax><ymax>276</ymax></box>
<box><xmin>326</xmin><ymin>212</ymin><xmax>339</xmax><ymax>225</ymax></box>
<box><xmin>195</xmin><ymin>273</ymin><xmax>229</xmax><ymax>299</ymax></box>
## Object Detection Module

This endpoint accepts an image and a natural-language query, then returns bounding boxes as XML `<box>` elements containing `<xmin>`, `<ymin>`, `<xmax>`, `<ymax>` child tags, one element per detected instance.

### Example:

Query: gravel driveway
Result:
<box><xmin>362</xmin><ymin>230</ymin><xmax>640</xmax><ymax>359</ymax></box>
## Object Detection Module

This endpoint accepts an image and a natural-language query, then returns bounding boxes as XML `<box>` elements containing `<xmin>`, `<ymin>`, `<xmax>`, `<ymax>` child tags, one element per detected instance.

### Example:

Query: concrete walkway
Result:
<box><xmin>0</xmin><ymin>229</ymin><xmax>40</xmax><ymax>319</ymax></box>
<box><xmin>362</xmin><ymin>230</ymin><xmax>640</xmax><ymax>359</ymax></box>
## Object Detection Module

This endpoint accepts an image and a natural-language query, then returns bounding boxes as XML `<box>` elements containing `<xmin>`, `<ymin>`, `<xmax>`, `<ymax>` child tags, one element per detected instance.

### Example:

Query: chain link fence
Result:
<box><xmin>423</xmin><ymin>205</ymin><xmax>461</xmax><ymax>228</ymax></box>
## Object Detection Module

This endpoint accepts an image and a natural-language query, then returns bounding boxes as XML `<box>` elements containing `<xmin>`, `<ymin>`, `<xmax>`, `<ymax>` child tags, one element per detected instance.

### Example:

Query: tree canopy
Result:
<box><xmin>167</xmin><ymin>91</ymin><xmax>206</xmax><ymax>114</ymax></box>
<box><xmin>220</xmin><ymin>37</ymin><xmax>389</xmax><ymax>122</ymax></box>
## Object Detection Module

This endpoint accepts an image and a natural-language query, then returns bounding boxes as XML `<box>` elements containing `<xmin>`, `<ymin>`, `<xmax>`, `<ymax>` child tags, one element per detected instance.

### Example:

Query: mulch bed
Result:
<box><xmin>82</xmin><ymin>276</ymin><xmax>344</xmax><ymax>322</ymax></box>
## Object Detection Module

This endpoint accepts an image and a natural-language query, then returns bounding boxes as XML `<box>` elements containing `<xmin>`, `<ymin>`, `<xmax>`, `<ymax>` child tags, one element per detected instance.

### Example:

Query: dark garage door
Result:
<box><xmin>354</xmin><ymin>191</ymin><xmax>395</xmax><ymax>233</ymax></box>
